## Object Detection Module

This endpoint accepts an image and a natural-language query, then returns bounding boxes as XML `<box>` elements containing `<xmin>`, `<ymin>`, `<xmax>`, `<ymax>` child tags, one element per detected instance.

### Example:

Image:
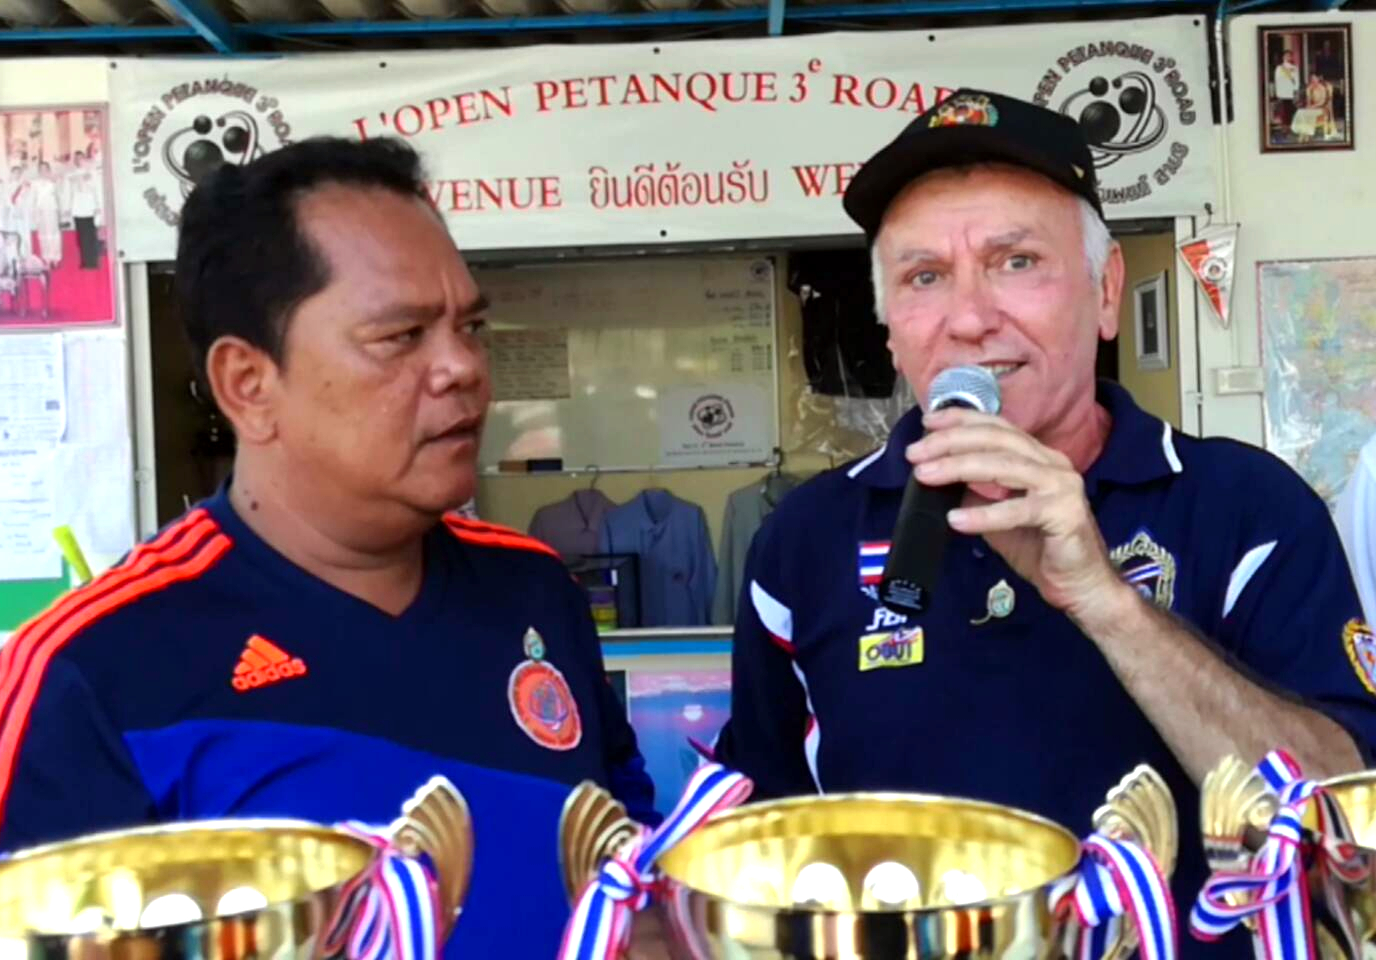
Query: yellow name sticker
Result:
<box><xmin>858</xmin><ymin>628</ymin><xmax>924</xmax><ymax>672</ymax></box>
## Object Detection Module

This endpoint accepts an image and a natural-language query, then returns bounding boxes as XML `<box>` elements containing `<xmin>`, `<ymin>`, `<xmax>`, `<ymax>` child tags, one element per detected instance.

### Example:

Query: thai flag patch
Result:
<box><xmin>858</xmin><ymin>541</ymin><xmax>890</xmax><ymax>586</ymax></box>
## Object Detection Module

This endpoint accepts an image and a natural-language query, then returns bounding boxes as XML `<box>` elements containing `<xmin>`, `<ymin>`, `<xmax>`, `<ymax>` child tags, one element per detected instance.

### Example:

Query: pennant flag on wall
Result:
<box><xmin>1177</xmin><ymin>224</ymin><xmax>1239</xmax><ymax>329</ymax></box>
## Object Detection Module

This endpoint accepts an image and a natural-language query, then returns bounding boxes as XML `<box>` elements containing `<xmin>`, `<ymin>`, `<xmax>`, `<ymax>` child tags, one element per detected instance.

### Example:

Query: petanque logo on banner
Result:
<box><xmin>128</xmin><ymin>78</ymin><xmax>295</xmax><ymax>227</ymax></box>
<box><xmin>1031</xmin><ymin>42</ymin><xmax>1198</xmax><ymax>208</ymax></box>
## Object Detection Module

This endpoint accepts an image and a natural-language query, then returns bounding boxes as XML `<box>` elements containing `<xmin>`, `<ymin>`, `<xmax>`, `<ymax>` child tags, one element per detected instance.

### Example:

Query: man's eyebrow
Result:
<box><xmin>461</xmin><ymin>294</ymin><xmax>491</xmax><ymax>317</ymax></box>
<box><xmin>359</xmin><ymin>293</ymin><xmax>490</xmax><ymax>325</ymax></box>
<box><xmin>890</xmin><ymin>247</ymin><xmax>944</xmax><ymax>264</ymax></box>
<box><xmin>982</xmin><ymin>228</ymin><xmax>1034</xmax><ymax>249</ymax></box>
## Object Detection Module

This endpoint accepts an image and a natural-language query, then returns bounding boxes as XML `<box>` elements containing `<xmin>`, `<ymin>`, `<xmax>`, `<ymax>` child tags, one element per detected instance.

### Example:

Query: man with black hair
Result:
<box><xmin>0</xmin><ymin>137</ymin><xmax>652</xmax><ymax>956</ymax></box>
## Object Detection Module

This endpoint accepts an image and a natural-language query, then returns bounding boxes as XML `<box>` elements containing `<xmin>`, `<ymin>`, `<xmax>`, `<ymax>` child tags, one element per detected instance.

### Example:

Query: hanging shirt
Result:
<box><xmin>1337</xmin><ymin>431</ymin><xmax>1376</xmax><ymax>625</ymax></box>
<box><xmin>712</xmin><ymin>473</ymin><xmax>804</xmax><ymax>626</ymax></box>
<box><xmin>528</xmin><ymin>488</ymin><xmax>616</xmax><ymax>560</ymax></box>
<box><xmin>599</xmin><ymin>489</ymin><xmax>716</xmax><ymax>627</ymax></box>
<box><xmin>716</xmin><ymin>381</ymin><xmax>1376</xmax><ymax>960</ymax></box>
<box><xmin>0</xmin><ymin>486</ymin><xmax>655</xmax><ymax>958</ymax></box>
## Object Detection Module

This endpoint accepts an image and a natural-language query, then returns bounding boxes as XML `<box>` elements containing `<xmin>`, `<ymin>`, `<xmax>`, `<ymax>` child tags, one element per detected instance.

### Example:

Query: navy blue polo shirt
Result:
<box><xmin>717</xmin><ymin>380</ymin><xmax>1376</xmax><ymax>957</ymax></box>
<box><xmin>0</xmin><ymin>488</ymin><xmax>654</xmax><ymax>957</ymax></box>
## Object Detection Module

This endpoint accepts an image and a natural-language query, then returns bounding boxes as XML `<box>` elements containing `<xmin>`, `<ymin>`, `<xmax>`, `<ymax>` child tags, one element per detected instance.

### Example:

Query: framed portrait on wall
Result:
<box><xmin>1259</xmin><ymin>23</ymin><xmax>1355</xmax><ymax>152</ymax></box>
<box><xmin>1134</xmin><ymin>272</ymin><xmax>1170</xmax><ymax>372</ymax></box>
<box><xmin>0</xmin><ymin>104</ymin><xmax>118</xmax><ymax>328</ymax></box>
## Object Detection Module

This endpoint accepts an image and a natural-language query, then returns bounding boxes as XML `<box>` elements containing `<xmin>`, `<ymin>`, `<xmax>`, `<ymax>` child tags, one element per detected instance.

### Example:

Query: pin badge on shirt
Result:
<box><xmin>509</xmin><ymin>626</ymin><xmax>582</xmax><ymax>751</ymax></box>
<box><xmin>1343</xmin><ymin>618</ymin><xmax>1376</xmax><ymax>696</ymax></box>
<box><xmin>970</xmin><ymin>579</ymin><xmax>1016</xmax><ymax>626</ymax></box>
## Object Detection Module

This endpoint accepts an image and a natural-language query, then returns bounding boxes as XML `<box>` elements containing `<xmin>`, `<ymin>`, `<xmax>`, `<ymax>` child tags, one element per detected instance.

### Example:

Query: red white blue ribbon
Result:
<box><xmin>557</xmin><ymin>763</ymin><xmax>753</xmax><ymax>960</ymax></box>
<box><xmin>1053</xmin><ymin>832</ymin><xmax>1178</xmax><ymax>960</ymax></box>
<box><xmin>1191</xmin><ymin>749</ymin><xmax>1368</xmax><ymax>960</ymax></box>
<box><xmin>324</xmin><ymin>822</ymin><xmax>443</xmax><ymax>960</ymax></box>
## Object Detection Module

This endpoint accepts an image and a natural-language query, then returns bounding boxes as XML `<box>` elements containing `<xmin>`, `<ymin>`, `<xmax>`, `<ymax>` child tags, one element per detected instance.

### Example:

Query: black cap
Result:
<box><xmin>843</xmin><ymin>88</ymin><xmax>1104</xmax><ymax>239</ymax></box>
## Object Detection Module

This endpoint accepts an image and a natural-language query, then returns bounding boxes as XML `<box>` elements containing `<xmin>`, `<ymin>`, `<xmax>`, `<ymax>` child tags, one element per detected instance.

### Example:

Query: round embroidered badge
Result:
<box><xmin>509</xmin><ymin>658</ymin><xmax>582</xmax><ymax>751</ymax></box>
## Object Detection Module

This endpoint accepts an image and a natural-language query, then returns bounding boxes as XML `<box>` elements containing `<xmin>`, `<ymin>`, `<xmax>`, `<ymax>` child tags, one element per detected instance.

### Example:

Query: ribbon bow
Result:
<box><xmin>558</xmin><ymin>763</ymin><xmax>753</xmax><ymax>960</ymax></box>
<box><xmin>324</xmin><ymin>822</ymin><xmax>444</xmax><ymax>960</ymax></box>
<box><xmin>1054</xmin><ymin>832</ymin><xmax>1178</xmax><ymax>960</ymax></box>
<box><xmin>1191</xmin><ymin>749</ymin><xmax>1368</xmax><ymax>960</ymax></box>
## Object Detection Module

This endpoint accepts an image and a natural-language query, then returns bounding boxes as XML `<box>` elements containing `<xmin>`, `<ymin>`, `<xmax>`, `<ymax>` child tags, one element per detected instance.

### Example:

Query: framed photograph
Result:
<box><xmin>1259</xmin><ymin>24</ymin><xmax>1354</xmax><ymax>152</ymax></box>
<box><xmin>1</xmin><ymin>104</ymin><xmax>118</xmax><ymax>328</ymax></box>
<box><xmin>1134</xmin><ymin>272</ymin><xmax>1170</xmax><ymax>372</ymax></box>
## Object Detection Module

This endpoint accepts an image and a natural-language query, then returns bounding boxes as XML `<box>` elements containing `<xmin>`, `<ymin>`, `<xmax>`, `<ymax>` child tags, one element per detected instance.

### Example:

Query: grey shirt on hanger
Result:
<box><xmin>712</xmin><ymin>473</ymin><xmax>804</xmax><ymax>625</ymax></box>
<box><xmin>528</xmin><ymin>488</ymin><xmax>616</xmax><ymax>560</ymax></box>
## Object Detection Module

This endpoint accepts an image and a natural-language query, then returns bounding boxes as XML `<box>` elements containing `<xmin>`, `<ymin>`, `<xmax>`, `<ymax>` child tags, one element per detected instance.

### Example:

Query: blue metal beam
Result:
<box><xmin>237</xmin><ymin>6</ymin><xmax>766</xmax><ymax>36</ymax></box>
<box><xmin>0</xmin><ymin>22</ymin><xmax>199</xmax><ymax>41</ymax></box>
<box><xmin>788</xmin><ymin>0</ymin><xmax>1200</xmax><ymax>18</ymax></box>
<box><xmin>161</xmin><ymin>0</ymin><xmax>240</xmax><ymax>52</ymax></box>
<box><xmin>766</xmin><ymin>0</ymin><xmax>786</xmax><ymax>36</ymax></box>
<box><xmin>0</xmin><ymin>0</ymin><xmax>1209</xmax><ymax>45</ymax></box>
<box><xmin>233</xmin><ymin>0</ymin><xmax>1206</xmax><ymax>36</ymax></box>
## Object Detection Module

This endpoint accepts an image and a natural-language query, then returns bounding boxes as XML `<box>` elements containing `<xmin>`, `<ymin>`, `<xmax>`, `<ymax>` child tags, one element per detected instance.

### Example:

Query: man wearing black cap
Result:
<box><xmin>717</xmin><ymin>89</ymin><xmax>1375</xmax><ymax>947</ymax></box>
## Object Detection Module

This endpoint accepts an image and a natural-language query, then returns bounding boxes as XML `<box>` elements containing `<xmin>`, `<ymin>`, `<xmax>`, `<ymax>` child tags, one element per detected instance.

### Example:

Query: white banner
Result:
<box><xmin>109</xmin><ymin>17</ymin><xmax>1216</xmax><ymax>261</ymax></box>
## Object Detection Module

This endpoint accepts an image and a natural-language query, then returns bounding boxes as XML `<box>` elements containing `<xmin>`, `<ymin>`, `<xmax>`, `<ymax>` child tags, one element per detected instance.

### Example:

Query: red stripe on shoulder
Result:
<box><xmin>443</xmin><ymin>516</ymin><xmax>562</xmax><ymax>561</ymax></box>
<box><xmin>0</xmin><ymin>509</ymin><xmax>211</xmax><ymax>681</ymax></box>
<box><xmin>0</xmin><ymin>511</ymin><xmax>234</xmax><ymax>827</ymax></box>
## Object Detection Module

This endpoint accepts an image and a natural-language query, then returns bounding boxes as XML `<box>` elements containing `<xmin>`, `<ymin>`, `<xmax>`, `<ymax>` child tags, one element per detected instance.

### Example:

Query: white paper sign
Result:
<box><xmin>63</xmin><ymin>332</ymin><xmax>131</xmax><ymax>446</ymax></box>
<box><xmin>53</xmin><ymin>444</ymin><xmax>136</xmax><ymax>559</ymax></box>
<box><xmin>0</xmin><ymin>334</ymin><xmax>65</xmax><ymax>448</ymax></box>
<box><xmin>0</xmin><ymin>448</ymin><xmax>61</xmax><ymax>581</ymax></box>
<box><xmin>659</xmin><ymin>384</ymin><xmax>770</xmax><ymax>466</ymax></box>
<box><xmin>489</xmin><ymin>328</ymin><xmax>572</xmax><ymax>401</ymax></box>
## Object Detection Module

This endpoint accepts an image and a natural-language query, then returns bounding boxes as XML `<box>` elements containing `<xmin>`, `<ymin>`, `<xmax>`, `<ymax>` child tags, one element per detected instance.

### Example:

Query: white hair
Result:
<box><xmin>870</xmin><ymin>193</ymin><xmax>1113</xmax><ymax>323</ymax></box>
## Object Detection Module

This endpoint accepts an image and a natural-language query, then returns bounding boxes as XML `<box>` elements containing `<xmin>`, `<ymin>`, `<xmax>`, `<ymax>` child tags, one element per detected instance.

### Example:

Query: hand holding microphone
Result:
<box><xmin>881</xmin><ymin>365</ymin><xmax>1127</xmax><ymax>624</ymax></box>
<box><xmin>879</xmin><ymin>365</ymin><xmax>1001</xmax><ymax>617</ymax></box>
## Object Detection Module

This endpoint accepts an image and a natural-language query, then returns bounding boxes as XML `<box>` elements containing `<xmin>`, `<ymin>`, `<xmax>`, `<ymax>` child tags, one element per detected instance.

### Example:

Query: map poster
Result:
<box><xmin>1260</xmin><ymin>257</ymin><xmax>1376</xmax><ymax>505</ymax></box>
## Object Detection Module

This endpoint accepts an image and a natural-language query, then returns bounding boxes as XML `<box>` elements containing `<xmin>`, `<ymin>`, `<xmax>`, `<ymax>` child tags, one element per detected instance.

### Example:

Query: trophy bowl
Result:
<box><xmin>562</xmin><ymin>766</ymin><xmax>1177</xmax><ymax>960</ymax></box>
<box><xmin>0</xmin><ymin>777</ymin><xmax>473</xmax><ymax>960</ymax></box>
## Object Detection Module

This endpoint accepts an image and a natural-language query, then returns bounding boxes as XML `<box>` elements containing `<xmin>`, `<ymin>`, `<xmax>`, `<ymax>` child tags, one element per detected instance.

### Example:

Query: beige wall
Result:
<box><xmin>1202</xmin><ymin>11</ymin><xmax>1376</xmax><ymax>444</ymax></box>
<box><xmin>1117</xmin><ymin>233</ymin><xmax>1183</xmax><ymax>429</ymax></box>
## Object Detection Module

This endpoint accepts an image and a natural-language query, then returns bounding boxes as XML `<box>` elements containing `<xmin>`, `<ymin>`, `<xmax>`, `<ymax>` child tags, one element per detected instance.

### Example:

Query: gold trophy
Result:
<box><xmin>0</xmin><ymin>776</ymin><xmax>473</xmax><ymax>960</ymax></box>
<box><xmin>1200</xmin><ymin>754</ymin><xmax>1376</xmax><ymax>960</ymax></box>
<box><xmin>561</xmin><ymin>765</ymin><xmax>1176</xmax><ymax>959</ymax></box>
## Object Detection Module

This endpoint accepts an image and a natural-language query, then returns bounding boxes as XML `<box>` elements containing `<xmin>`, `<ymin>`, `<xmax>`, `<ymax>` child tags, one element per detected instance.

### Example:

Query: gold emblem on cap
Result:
<box><xmin>929</xmin><ymin>93</ymin><xmax>999</xmax><ymax>129</ymax></box>
<box><xmin>1072</xmin><ymin>164</ymin><xmax>1086</xmax><ymax>179</ymax></box>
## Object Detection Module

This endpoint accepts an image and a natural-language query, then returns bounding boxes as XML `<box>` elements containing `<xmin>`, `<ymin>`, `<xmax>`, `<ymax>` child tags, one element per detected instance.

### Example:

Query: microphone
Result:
<box><xmin>879</xmin><ymin>365</ymin><xmax>1002</xmax><ymax>617</ymax></box>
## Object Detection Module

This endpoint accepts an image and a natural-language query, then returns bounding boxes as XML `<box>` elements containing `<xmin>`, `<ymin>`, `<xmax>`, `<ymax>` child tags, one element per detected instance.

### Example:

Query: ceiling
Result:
<box><xmin>0</xmin><ymin>0</ymin><xmax>1348</xmax><ymax>57</ymax></box>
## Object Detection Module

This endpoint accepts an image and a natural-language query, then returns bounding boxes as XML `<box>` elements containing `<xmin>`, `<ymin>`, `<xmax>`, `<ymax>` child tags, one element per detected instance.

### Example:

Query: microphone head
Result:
<box><xmin>927</xmin><ymin>365</ymin><xmax>1002</xmax><ymax>415</ymax></box>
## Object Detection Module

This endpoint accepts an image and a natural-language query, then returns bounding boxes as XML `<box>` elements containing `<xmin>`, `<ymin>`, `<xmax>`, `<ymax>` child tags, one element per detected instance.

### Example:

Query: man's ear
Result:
<box><xmin>1098</xmin><ymin>242</ymin><xmax>1126</xmax><ymax>342</ymax></box>
<box><xmin>204</xmin><ymin>336</ymin><xmax>282</xmax><ymax>446</ymax></box>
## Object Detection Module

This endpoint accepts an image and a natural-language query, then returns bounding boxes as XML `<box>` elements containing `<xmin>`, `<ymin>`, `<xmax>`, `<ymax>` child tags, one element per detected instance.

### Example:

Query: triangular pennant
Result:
<box><xmin>1177</xmin><ymin>224</ymin><xmax>1239</xmax><ymax>329</ymax></box>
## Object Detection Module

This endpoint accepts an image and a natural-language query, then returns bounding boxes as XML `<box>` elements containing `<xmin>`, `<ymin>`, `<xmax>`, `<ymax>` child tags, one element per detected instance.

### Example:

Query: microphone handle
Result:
<box><xmin>878</xmin><ymin>476</ymin><xmax>966</xmax><ymax>617</ymax></box>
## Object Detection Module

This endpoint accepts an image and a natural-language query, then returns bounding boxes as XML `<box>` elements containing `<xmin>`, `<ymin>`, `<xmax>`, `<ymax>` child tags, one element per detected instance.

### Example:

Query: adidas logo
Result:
<box><xmin>232</xmin><ymin>635</ymin><xmax>308</xmax><ymax>692</ymax></box>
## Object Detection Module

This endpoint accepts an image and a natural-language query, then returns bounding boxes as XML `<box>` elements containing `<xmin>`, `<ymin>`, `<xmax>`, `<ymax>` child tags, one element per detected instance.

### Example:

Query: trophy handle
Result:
<box><xmin>1197</xmin><ymin>754</ymin><xmax>1279</xmax><ymax>934</ymax></box>
<box><xmin>1091</xmin><ymin>764</ymin><xmax>1179</xmax><ymax>960</ymax></box>
<box><xmin>390</xmin><ymin>776</ymin><xmax>476</xmax><ymax>939</ymax></box>
<box><xmin>1200</xmin><ymin>754</ymin><xmax>1278</xmax><ymax>872</ymax></box>
<box><xmin>559</xmin><ymin>781</ymin><xmax>642</xmax><ymax>903</ymax></box>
